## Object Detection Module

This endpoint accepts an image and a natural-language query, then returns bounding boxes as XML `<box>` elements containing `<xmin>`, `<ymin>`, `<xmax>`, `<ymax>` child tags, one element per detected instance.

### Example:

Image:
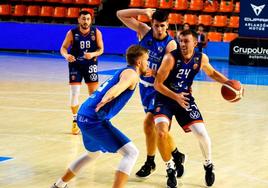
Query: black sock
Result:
<box><xmin>146</xmin><ymin>155</ymin><xmax>155</xmax><ymax>164</ymax></box>
<box><xmin>172</xmin><ymin>148</ymin><xmax>183</xmax><ymax>163</ymax></box>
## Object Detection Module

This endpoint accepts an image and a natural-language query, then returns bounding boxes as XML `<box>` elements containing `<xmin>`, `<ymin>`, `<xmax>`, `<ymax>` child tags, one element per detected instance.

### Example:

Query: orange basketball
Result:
<box><xmin>221</xmin><ymin>80</ymin><xmax>244</xmax><ymax>102</ymax></box>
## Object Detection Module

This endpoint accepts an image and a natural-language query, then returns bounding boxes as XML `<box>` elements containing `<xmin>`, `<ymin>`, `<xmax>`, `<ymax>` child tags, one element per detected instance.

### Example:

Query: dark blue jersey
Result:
<box><xmin>163</xmin><ymin>50</ymin><xmax>202</xmax><ymax>97</ymax></box>
<box><xmin>139</xmin><ymin>30</ymin><xmax>173</xmax><ymax>84</ymax></box>
<box><xmin>78</xmin><ymin>66</ymin><xmax>136</xmax><ymax>120</ymax></box>
<box><xmin>70</xmin><ymin>27</ymin><xmax>98</xmax><ymax>64</ymax></box>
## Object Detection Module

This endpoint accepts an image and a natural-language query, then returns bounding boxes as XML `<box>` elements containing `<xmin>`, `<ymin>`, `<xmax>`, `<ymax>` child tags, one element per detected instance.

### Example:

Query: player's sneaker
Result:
<box><xmin>72</xmin><ymin>120</ymin><xmax>80</xmax><ymax>135</ymax></box>
<box><xmin>166</xmin><ymin>167</ymin><xmax>177</xmax><ymax>188</ymax></box>
<box><xmin>135</xmin><ymin>161</ymin><xmax>156</xmax><ymax>178</ymax></box>
<box><xmin>51</xmin><ymin>183</ymin><xmax>68</xmax><ymax>188</ymax></box>
<box><xmin>204</xmin><ymin>163</ymin><xmax>215</xmax><ymax>186</ymax></box>
<box><xmin>175</xmin><ymin>153</ymin><xmax>187</xmax><ymax>178</ymax></box>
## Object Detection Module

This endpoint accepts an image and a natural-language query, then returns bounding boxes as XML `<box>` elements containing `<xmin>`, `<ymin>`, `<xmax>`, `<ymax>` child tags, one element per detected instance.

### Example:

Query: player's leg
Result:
<box><xmin>154</xmin><ymin>116</ymin><xmax>177</xmax><ymax>188</ymax></box>
<box><xmin>86</xmin><ymin>81</ymin><xmax>98</xmax><ymax>95</ymax></box>
<box><xmin>69</xmin><ymin>63</ymin><xmax>82</xmax><ymax>135</ymax></box>
<box><xmin>70</xmin><ymin>84</ymin><xmax>81</xmax><ymax>135</ymax></box>
<box><xmin>136</xmin><ymin>85</ymin><xmax>158</xmax><ymax>178</ymax></box>
<box><xmin>51</xmin><ymin>151</ymin><xmax>102</xmax><ymax>188</ymax></box>
<box><xmin>114</xmin><ymin>142</ymin><xmax>139</xmax><ymax>188</ymax></box>
<box><xmin>136</xmin><ymin>112</ymin><xmax>157</xmax><ymax>178</ymax></box>
<box><xmin>189</xmin><ymin>123</ymin><xmax>215</xmax><ymax>187</ymax></box>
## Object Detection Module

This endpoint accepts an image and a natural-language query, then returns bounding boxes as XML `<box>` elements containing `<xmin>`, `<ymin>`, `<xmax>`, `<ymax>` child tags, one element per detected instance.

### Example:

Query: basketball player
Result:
<box><xmin>117</xmin><ymin>8</ymin><xmax>186</xmax><ymax>178</ymax></box>
<box><xmin>154</xmin><ymin>29</ymin><xmax>229</xmax><ymax>187</ymax></box>
<box><xmin>60</xmin><ymin>10</ymin><xmax>104</xmax><ymax>135</ymax></box>
<box><xmin>51</xmin><ymin>45</ymin><xmax>148</xmax><ymax>188</ymax></box>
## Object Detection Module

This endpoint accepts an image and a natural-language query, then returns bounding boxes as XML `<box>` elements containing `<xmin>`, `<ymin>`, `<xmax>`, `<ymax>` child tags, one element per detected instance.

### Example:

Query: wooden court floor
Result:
<box><xmin>0</xmin><ymin>53</ymin><xmax>268</xmax><ymax>188</ymax></box>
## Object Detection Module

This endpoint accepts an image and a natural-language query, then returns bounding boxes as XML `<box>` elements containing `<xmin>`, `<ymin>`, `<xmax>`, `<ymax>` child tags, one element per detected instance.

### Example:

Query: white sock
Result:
<box><xmin>55</xmin><ymin>178</ymin><xmax>67</xmax><ymax>188</ymax></box>
<box><xmin>204</xmin><ymin>159</ymin><xmax>212</xmax><ymax>166</ymax></box>
<box><xmin>73</xmin><ymin>114</ymin><xmax>77</xmax><ymax>121</ymax></box>
<box><xmin>166</xmin><ymin>159</ymin><xmax>175</xmax><ymax>170</ymax></box>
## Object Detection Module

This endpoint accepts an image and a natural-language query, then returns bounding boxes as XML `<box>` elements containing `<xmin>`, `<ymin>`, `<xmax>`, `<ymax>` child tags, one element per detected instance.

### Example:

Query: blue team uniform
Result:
<box><xmin>77</xmin><ymin>66</ymin><xmax>136</xmax><ymax>153</ymax></box>
<box><xmin>69</xmin><ymin>27</ymin><xmax>99</xmax><ymax>84</ymax></box>
<box><xmin>139</xmin><ymin>30</ymin><xmax>173</xmax><ymax>112</ymax></box>
<box><xmin>154</xmin><ymin>50</ymin><xmax>204</xmax><ymax>132</ymax></box>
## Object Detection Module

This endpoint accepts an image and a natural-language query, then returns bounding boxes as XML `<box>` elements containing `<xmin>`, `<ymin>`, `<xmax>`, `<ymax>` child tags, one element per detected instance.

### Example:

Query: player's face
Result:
<box><xmin>179</xmin><ymin>34</ymin><xmax>197</xmax><ymax>56</ymax></box>
<box><xmin>78</xmin><ymin>14</ymin><xmax>92</xmax><ymax>30</ymax></box>
<box><xmin>138</xmin><ymin>53</ymin><xmax>149</xmax><ymax>76</ymax></box>
<box><xmin>151</xmin><ymin>20</ymin><xmax>168</xmax><ymax>39</ymax></box>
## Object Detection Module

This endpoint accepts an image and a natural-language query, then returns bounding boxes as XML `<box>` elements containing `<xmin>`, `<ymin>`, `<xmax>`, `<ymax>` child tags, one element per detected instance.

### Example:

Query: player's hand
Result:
<box><xmin>65</xmin><ymin>54</ymin><xmax>76</xmax><ymax>63</ymax></box>
<box><xmin>84</xmin><ymin>52</ymin><xmax>94</xmax><ymax>60</ymax></box>
<box><xmin>176</xmin><ymin>92</ymin><xmax>190</xmax><ymax>109</ymax></box>
<box><xmin>144</xmin><ymin>68</ymin><xmax>156</xmax><ymax>77</ymax></box>
<box><xmin>144</xmin><ymin>8</ymin><xmax>156</xmax><ymax>19</ymax></box>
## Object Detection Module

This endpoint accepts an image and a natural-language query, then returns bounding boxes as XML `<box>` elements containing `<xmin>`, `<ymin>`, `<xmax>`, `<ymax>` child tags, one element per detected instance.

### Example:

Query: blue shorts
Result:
<box><xmin>77</xmin><ymin>114</ymin><xmax>130</xmax><ymax>153</ymax></box>
<box><xmin>154</xmin><ymin>94</ymin><xmax>204</xmax><ymax>132</ymax></box>
<box><xmin>139</xmin><ymin>83</ymin><xmax>156</xmax><ymax>113</ymax></box>
<box><xmin>69</xmin><ymin>61</ymin><xmax>98</xmax><ymax>84</ymax></box>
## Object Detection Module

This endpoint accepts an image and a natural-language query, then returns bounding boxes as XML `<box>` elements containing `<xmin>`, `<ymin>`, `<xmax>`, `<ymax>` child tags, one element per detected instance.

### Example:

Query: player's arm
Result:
<box><xmin>84</xmin><ymin>29</ymin><xmax>104</xmax><ymax>59</ymax></box>
<box><xmin>116</xmin><ymin>8</ymin><xmax>153</xmax><ymax>38</ymax></box>
<box><xmin>201</xmin><ymin>53</ymin><xmax>228</xmax><ymax>84</ymax></box>
<box><xmin>165</xmin><ymin>40</ymin><xmax>177</xmax><ymax>53</ymax></box>
<box><xmin>95</xmin><ymin>69</ymin><xmax>138</xmax><ymax>112</ymax></box>
<box><xmin>60</xmin><ymin>30</ymin><xmax>76</xmax><ymax>63</ymax></box>
<box><xmin>154</xmin><ymin>54</ymin><xmax>190</xmax><ymax>109</ymax></box>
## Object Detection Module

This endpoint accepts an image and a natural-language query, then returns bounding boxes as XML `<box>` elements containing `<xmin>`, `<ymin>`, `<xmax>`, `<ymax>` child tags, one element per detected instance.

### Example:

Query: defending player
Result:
<box><xmin>51</xmin><ymin>45</ymin><xmax>148</xmax><ymax>188</ymax></box>
<box><xmin>154</xmin><ymin>29</ymin><xmax>229</xmax><ymax>187</ymax></box>
<box><xmin>117</xmin><ymin>8</ymin><xmax>186</xmax><ymax>179</ymax></box>
<box><xmin>60</xmin><ymin>10</ymin><xmax>104</xmax><ymax>135</ymax></box>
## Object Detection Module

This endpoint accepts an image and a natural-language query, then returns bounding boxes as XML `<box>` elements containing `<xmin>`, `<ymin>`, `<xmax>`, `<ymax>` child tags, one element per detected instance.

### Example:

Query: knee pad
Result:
<box><xmin>117</xmin><ymin>142</ymin><xmax>139</xmax><ymax>175</ymax></box>
<box><xmin>70</xmin><ymin>85</ymin><xmax>80</xmax><ymax>106</ymax></box>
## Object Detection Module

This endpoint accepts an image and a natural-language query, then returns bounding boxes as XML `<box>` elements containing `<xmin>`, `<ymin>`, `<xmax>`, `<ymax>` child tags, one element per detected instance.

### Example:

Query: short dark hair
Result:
<box><xmin>126</xmin><ymin>45</ymin><xmax>148</xmax><ymax>66</ymax></box>
<box><xmin>152</xmin><ymin>10</ymin><xmax>169</xmax><ymax>22</ymax></box>
<box><xmin>180</xmin><ymin>29</ymin><xmax>198</xmax><ymax>39</ymax></box>
<box><xmin>79</xmin><ymin>10</ymin><xmax>92</xmax><ymax>17</ymax></box>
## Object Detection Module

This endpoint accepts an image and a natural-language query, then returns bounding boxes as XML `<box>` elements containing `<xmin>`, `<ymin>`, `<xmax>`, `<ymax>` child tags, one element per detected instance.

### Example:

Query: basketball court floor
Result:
<box><xmin>0</xmin><ymin>51</ymin><xmax>268</xmax><ymax>188</ymax></box>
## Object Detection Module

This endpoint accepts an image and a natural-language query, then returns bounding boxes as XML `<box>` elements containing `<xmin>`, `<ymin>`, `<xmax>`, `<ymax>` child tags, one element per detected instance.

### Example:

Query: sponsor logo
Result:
<box><xmin>233</xmin><ymin>46</ymin><xmax>268</xmax><ymax>55</ymax></box>
<box><xmin>190</xmin><ymin>110</ymin><xmax>200</xmax><ymax>119</ymax></box>
<box><xmin>158</xmin><ymin>46</ymin><xmax>163</xmax><ymax>53</ymax></box>
<box><xmin>90</xmin><ymin>73</ymin><xmax>98</xmax><ymax>81</ymax></box>
<box><xmin>244</xmin><ymin>17</ymin><xmax>268</xmax><ymax>22</ymax></box>
<box><xmin>250</xmin><ymin>4</ymin><xmax>265</xmax><ymax>16</ymax></box>
<box><xmin>91</xmin><ymin>35</ymin><xmax>95</xmax><ymax>41</ymax></box>
<box><xmin>155</xmin><ymin>107</ymin><xmax>161</xmax><ymax>112</ymax></box>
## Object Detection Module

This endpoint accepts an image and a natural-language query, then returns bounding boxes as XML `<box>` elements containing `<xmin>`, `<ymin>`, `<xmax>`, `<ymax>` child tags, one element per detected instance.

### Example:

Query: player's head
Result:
<box><xmin>151</xmin><ymin>10</ymin><xmax>169</xmax><ymax>39</ymax></box>
<box><xmin>179</xmin><ymin>29</ymin><xmax>198</xmax><ymax>56</ymax></box>
<box><xmin>78</xmin><ymin>10</ymin><xmax>92</xmax><ymax>30</ymax></box>
<box><xmin>126</xmin><ymin>45</ymin><xmax>149</xmax><ymax>75</ymax></box>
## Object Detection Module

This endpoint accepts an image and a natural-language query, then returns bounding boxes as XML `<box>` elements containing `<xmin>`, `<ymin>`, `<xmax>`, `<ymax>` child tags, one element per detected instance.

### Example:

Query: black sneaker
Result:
<box><xmin>51</xmin><ymin>183</ymin><xmax>68</xmax><ymax>188</ymax></box>
<box><xmin>166</xmin><ymin>167</ymin><xmax>177</xmax><ymax>188</ymax></box>
<box><xmin>174</xmin><ymin>153</ymin><xmax>187</xmax><ymax>178</ymax></box>
<box><xmin>136</xmin><ymin>162</ymin><xmax>156</xmax><ymax>178</ymax></box>
<box><xmin>204</xmin><ymin>163</ymin><xmax>215</xmax><ymax>187</ymax></box>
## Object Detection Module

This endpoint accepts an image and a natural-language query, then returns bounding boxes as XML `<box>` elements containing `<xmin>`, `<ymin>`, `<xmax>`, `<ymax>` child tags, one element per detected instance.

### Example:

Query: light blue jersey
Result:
<box><xmin>78</xmin><ymin>65</ymin><xmax>136</xmax><ymax>120</ymax></box>
<box><xmin>139</xmin><ymin>29</ymin><xmax>173</xmax><ymax>85</ymax></box>
<box><xmin>139</xmin><ymin>30</ymin><xmax>173</xmax><ymax>112</ymax></box>
<box><xmin>77</xmin><ymin>65</ymin><xmax>137</xmax><ymax>153</ymax></box>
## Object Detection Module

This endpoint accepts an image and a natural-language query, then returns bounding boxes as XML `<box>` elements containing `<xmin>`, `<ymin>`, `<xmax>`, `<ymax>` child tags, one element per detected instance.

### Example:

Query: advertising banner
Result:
<box><xmin>239</xmin><ymin>0</ymin><xmax>268</xmax><ymax>38</ymax></box>
<box><xmin>229</xmin><ymin>37</ymin><xmax>268</xmax><ymax>66</ymax></box>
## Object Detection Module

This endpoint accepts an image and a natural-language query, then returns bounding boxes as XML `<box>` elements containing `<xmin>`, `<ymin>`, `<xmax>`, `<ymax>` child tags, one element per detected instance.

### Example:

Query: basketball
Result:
<box><xmin>221</xmin><ymin>80</ymin><xmax>244</xmax><ymax>102</ymax></box>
